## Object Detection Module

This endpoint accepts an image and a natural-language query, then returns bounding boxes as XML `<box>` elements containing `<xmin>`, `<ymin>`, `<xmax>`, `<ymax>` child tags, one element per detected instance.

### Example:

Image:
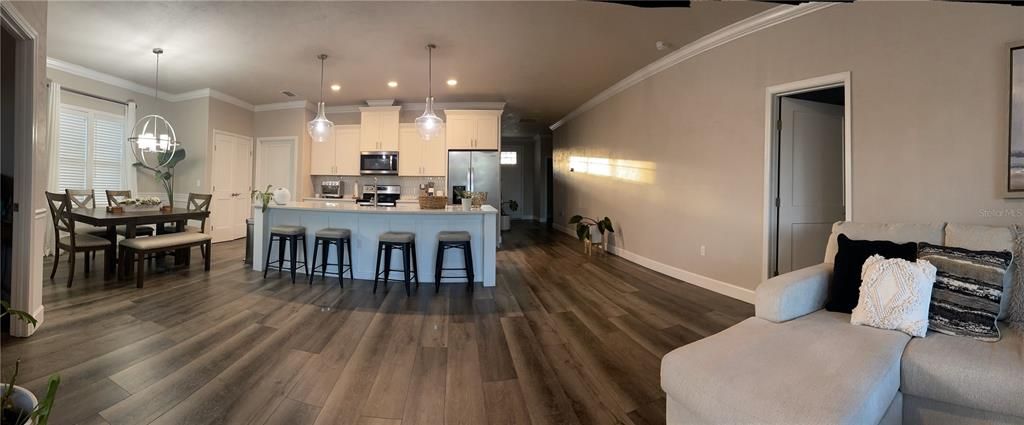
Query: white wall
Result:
<box><xmin>553</xmin><ymin>2</ymin><xmax>1024</xmax><ymax>295</ymax></box>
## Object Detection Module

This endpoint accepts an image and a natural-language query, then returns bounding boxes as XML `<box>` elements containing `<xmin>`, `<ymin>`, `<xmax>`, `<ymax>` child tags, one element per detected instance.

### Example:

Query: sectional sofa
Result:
<box><xmin>661</xmin><ymin>222</ymin><xmax>1024</xmax><ymax>425</ymax></box>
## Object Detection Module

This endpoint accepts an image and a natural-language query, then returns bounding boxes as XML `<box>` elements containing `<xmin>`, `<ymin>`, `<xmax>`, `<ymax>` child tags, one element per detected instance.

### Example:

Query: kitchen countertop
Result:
<box><xmin>302</xmin><ymin>197</ymin><xmax>419</xmax><ymax>203</ymax></box>
<box><xmin>263</xmin><ymin>201</ymin><xmax>497</xmax><ymax>215</ymax></box>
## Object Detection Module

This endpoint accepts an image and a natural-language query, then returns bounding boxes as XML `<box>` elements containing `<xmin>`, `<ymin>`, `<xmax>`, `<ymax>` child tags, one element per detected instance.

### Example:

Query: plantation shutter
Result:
<box><xmin>92</xmin><ymin>115</ymin><xmax>125</xmax><ymax>207</ymax></box>
<box><xmin>57</xmin><ymin>108</ymin><xmax>89</xmax><ymax>191</ymax></box>
<box><xmin>55</xmin><ymin>106</ymin><xmax>127</xmax><ymax>207</ymax></box>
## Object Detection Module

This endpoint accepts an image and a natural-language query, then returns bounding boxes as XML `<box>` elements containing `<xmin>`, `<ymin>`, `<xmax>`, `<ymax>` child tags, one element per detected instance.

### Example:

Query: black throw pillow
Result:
<box><xmin>825</xmin><ymin>234</ymin><xmax>919</xmax><ymax>313</ymax></box>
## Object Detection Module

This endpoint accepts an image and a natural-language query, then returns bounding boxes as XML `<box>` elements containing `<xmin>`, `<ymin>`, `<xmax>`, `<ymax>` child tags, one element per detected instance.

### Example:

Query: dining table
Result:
<box><xmin>68</xmin><ymin>207</ymin><xmax>211</xmax><ymax>280</ymax></box>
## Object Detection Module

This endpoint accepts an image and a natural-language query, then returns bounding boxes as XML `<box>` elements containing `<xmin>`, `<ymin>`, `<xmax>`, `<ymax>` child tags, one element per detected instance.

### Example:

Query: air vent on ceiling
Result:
<box><xmin>281</xmin><ymin>90</ymin><xmax>296</xmax><ymax>97</ymax></box>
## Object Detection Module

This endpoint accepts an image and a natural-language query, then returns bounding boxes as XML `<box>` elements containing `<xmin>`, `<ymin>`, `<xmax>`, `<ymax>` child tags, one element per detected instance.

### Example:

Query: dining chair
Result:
<box><xmin>104</xmin><ymin>190</ymin><xmax>156</xmax><ymax>236</ymax></box>
<box><xmin>46</xmin><ymin>191</ymin><xmax>112</xmax><ymax>287</ymax></box>
<box><xmin>166</xmin><ymin>193</ymin><xmax>213</xmax><ymax>260</ymax></box>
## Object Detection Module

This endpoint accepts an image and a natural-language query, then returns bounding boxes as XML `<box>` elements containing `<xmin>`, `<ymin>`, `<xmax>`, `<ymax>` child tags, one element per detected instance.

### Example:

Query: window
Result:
<box><xmin>57</xmin><ymin>106</ymin><xmax>126</xmax><ymax>207</ymax></box>
<box><xmin>500</xmin><ymin>151</ymin><xmax>518</xmax><ymax>165</ymax></box>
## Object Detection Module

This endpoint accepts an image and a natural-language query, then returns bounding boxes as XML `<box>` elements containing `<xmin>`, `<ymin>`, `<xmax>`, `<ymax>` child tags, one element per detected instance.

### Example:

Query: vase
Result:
<box><xmin>501</xmin><ymin>215</ymin><xmax>512</xmax><ymax>231</ymax></box>
<box><xmin>272</xmin><ymin>187</ymin><xmax>291</xmax><ymax>205</ymax></box>
<box><xmin>461</xmin><ymin>198</ymin><xmax>472</xmax><ymax>211</ymax></box>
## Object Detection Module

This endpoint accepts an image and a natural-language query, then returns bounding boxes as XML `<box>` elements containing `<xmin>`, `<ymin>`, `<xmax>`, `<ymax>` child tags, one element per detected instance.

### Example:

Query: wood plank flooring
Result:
<box><xmin>2</xmin><ymin>223</ymin><xmax>752</xmax><ymax>425</ymax></box>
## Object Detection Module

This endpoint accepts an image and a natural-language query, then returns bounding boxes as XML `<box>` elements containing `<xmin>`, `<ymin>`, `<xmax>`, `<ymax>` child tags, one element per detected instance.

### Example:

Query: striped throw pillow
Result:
<box><xmin>918</xmin><ymin>243</ymin><xmax>1014</xmax><ymax>341</ymax></box>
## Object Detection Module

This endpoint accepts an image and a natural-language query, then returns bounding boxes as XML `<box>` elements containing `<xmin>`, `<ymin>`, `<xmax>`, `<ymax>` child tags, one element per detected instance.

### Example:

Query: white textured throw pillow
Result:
<box><xmin>851</xmin><ymin>255</ymin><xmax>937</xmax><ymax>337</ymax></box>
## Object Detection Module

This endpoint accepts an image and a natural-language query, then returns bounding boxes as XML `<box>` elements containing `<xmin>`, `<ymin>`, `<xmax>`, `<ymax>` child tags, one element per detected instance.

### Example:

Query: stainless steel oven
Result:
<box><xmin>360</xmin><ymin>151</ymin><xmax>399</xmax><ymax>175</ymax></box>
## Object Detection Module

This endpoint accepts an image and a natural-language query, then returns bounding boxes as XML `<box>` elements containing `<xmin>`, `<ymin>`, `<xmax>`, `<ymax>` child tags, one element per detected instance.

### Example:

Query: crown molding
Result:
<box><xmin>47</xmin><ymin>57</ymin><xmax>175</xmax><ymax>99</ymax></box>
<box><xmin>549</xmin><ymin>2</ymin><xmax>837</xmax><ymax>131</ymax></box>
<box><xmin>47</xmin><ymin>57</ymin><xmax>256</xmax><ymax>111</ymax></box>
<box><xmin>254</xmin><ymin>100</ymin><xmax>312</xmax><ymax>112</ymax></box>
<box><xmin>323</xmin><ymin>101</ymin><xmax>506</xmax><ymax>115</ymax></box>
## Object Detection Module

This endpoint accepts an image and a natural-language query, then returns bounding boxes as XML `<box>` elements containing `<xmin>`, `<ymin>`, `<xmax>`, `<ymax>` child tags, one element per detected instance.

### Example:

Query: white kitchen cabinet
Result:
<box><xmin>398</xmin><ymin>124</ymin><xmax>446</xmax><ymax>176</ymax></box>
<box><xmin>444</xmin><ymin>110</ymin><xmax>502</xmax><ymax>150</ymax></box>
<box><xmin>310</xmin><ymin>132</ymin><xmax>336</xmax><ymax>175</ymax></box>
<box><xmin>359</xmin><ymin>106</ymin><xmax>400</xmax><ymax>151</ymax></box>
<box><xmin>335</xmin><ymin>125</ymin><xmax>361</xmax><ymax>175</ymax></box>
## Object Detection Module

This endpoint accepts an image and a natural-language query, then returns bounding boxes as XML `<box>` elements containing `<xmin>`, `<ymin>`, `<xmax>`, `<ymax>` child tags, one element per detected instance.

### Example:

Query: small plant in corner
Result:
<box><xmin>569</xmin><ymin>215</ymin><xmax>614</xmax><ymax>254</ymax></box>
<box><xmin>251</xmin><ymin>185</ymin><xmax>274</xmax><ymax>212</ymax></box>
<box><xmin>2</xmin><ymin>301</ymin><xmax>60</xmax><ymax>425</ymax></box>
<box><xmin>500</xmin><ymin>200</ymin><xmax>518</xmax><ymax>216</ymax></box>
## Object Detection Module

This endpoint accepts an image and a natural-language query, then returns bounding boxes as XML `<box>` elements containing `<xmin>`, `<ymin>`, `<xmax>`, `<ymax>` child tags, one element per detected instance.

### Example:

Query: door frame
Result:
<box><xmin>254</xmin><ymin>136</ymin><xmax>297</xmax><ymax>196</ymax></box>
<box><xmin>762</xmin><ymin>72</ymin><xmax>852</xmax><ymax>281</ymax></box>
<box><xmin>210</xmin><ymin>129</ymin><xmax>253</xmax><ymax>242</ymax></box>
<box><xmin>2</xmin><ymin>3</ymin><xmax>42</xmax><ymax>337</ymax></box>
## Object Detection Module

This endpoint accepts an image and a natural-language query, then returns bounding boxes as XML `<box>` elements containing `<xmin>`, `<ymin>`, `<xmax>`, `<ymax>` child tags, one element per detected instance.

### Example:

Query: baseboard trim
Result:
<box><xmin>10</xmin><ymin>304</ymin><xmax>44</xmax><ymax>337</ymax></box>
<box><xmin>552</xmin><ymin>224</ymin><xmax>755</xmax><ymax>303</ymax></box>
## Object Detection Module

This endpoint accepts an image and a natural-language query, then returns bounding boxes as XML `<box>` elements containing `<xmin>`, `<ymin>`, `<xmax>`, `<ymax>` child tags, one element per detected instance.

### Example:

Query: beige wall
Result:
<box><xmin>553</xmin><ymin>2</ymin><xmax>1024</xmax><ymax>292</ymax></box>
<box><xmin>162</xmin><ymin>97</ymin><xmax>210</xmax><ymax>194</ymax></box>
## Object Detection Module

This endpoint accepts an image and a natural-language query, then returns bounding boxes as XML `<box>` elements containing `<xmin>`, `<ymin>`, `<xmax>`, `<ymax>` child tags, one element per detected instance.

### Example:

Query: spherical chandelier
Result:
<box><xmin>128</xmin><ymin>48</ymin><xmax>179</xmax><ymax>167</ymax></box>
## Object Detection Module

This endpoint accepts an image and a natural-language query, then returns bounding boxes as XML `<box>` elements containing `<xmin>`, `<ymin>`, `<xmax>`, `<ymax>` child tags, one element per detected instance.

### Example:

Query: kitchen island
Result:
<box><xmin>252</xmin><ymin>201</ymin><xmax>498</xmax><ymax>286</ymax></box>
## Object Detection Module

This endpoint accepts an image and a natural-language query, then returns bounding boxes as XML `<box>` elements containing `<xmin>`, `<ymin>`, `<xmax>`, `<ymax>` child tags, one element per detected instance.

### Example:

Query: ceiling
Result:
<box><xmin>46</xmin><ymin>1</ymin><xmax>774</xmax><ymax>126</ymax></box>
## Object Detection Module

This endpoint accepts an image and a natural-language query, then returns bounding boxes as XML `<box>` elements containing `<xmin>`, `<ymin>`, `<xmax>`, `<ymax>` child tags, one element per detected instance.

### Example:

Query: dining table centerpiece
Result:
<box><xmin>117</xmin><ymin>196</ymin><xmax>164</xmax><ymax>212</ymax></box>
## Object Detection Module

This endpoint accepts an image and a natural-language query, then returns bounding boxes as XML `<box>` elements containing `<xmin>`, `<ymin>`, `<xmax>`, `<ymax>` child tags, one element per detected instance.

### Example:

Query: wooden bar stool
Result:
<box><xmin>374</xmin><ymin>231</ymin><xmax>419</xmax><ymax>296</ymax></box>
<box><xmin>434</xmin><ymin>231</ymin><xmax>474</xmax><ymax>293</ymax></box>
<box><xmin>263</xmin><ymin>225</ymin><xmax>308</xmax><ymax>283</ymax></box>
<box><xmin>309</xmin><ymin>227</ymin><xmax>353</xmax><ymax>288</ymax></box>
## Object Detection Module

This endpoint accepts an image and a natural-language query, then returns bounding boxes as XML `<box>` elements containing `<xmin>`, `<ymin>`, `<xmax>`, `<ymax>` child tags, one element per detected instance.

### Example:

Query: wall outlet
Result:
<box><xmin>700</xmin><ymin>245</ymin><xmax>706</xmax><ymax>256</ymax></box>
<box><xmin>195</xmin><ymin>179</ymin><xmax>201</xmax><ymax>188</ymax></box>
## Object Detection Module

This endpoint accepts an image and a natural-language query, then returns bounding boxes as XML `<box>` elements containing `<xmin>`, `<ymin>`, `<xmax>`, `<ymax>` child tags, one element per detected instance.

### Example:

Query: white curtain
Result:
<box><xmin>124</xmin><ymin>101</ymin><xmax>138</xmax><ymax>193</ymax></box>
<box><xmin>44</xmin><ymin>82</ymin><xmax>62</xmax><ymax>256</ymax></box>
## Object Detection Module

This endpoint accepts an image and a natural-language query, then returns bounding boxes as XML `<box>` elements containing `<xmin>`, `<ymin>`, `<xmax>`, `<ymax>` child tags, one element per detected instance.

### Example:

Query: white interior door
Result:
<box><xmin>776</xmin><ymin>97</ymin><xmax>845</xmax><ymax>274</ymax></box>
<box><xmin>211</xmin><ymin>132</ymin><xmax>253</xmax><ymax>242</ymax></box>
<box><xmin>255</xmin><ymin>137</ymin><xmax>296</xmax><ymax>194</ymax></box>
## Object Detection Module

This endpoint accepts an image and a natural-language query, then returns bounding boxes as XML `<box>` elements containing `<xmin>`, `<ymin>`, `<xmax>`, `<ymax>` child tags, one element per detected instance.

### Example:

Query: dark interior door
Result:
<box><xmin>1</xmin><ymin>26</ymin><xmax>17</xmax><ymax>330</ymax></box>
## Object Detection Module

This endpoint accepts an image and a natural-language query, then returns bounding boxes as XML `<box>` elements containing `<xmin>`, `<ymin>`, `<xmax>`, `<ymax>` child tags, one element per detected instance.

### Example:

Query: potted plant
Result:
<box><xmin>500</xmin><ymin>200</ymin><xmax>518</xmax><ymax>231</ymax></box>
<box><xmin>569</xmin><ymin>215</ymin><xmax>614</xmax><ymax>254</ymax></box>
<box><xmin>116</xmin><ymin>196</ymin><xmax>163</xmax><ymax>212</ymax></box>
<box><xmin>251</xmin><ymin>185</ymin><xmax>274</xmax><ymax>212</ymax></box>
<box><xmin>133</xmin><ymin>149</ymin><xmax>186</xmax><ymax>211</ymax></box>
<box><xmin>2</xmin><ymin>301</ymin><xmax>60</xmax><ymax>425</ymax></box>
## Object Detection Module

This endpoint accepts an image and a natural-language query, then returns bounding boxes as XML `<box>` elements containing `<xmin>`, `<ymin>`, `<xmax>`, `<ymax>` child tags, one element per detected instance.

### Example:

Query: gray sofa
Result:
<box><xmin>661</xmin><ymin>222</ymin><xmax>1024</xmax><ymax>425</ymax></box>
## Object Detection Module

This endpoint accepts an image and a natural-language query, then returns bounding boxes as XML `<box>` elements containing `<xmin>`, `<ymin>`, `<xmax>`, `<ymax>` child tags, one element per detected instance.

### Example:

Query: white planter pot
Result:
<box><xmin>589</xmin><ymin>225</ymin><xmax>602</xmax><ymax>243</ymax></box>
<box><xmin>1</xmin><ymin>384</ymin><xmax>37</xmax><ymax>425</ymax></box>
<box><xmin>461</xmin><ymin>198</ymin><xmax>472</xmax><ymax>211</ymax></box>
<box><xmin>501</xmin><ymin>216</ymin><xmax>512</xmax><ymax>231</ymax></box>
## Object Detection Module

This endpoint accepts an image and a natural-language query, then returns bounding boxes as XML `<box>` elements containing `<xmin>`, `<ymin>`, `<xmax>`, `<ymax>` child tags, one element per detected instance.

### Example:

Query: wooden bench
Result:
<box><xmin>118</xmin><ymin>232</ymin><xmax>213</xmax><ymax>287</ymax></box>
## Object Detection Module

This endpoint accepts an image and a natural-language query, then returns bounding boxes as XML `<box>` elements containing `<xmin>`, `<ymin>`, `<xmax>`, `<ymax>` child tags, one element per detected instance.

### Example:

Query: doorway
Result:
<box><xmin>500</xmin><ymin>145</ymin><xmax>524</xmax><ymax>220</ymax></box>
<box><xmin>764</xmin><ymin>73</ymin><xmax>851</xmax><ymax>278</ymax></box>
<box><xmin>211</xmin><ymin>130</ymin><xmax>253</xmax><ymax>243</ymax></box>
<box><xmin>2</xmin><ymin>24</ymin><xmax>16</xmax><ymax>331</ymax></box>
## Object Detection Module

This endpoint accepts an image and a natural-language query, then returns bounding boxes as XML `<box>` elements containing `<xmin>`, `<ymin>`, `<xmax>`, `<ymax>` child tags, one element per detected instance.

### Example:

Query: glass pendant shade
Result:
<box><xmin>415</xmin><ymin>44</ymin><xmax>444</xmax><ymax>141</ymax></box>
<box><xmin>415</xmin><ymin>97</ymin><xmax>443</xmax><ymax>140</ymax></box>
<box><xmin>308</xmin><ymin>101</ymin><xmax>334</xmax><ymax>143</ymax></box>
<box><xmin>308</xmin><ymin>54</ymin><xmax>334</xmax><ymax>143</ymax></box>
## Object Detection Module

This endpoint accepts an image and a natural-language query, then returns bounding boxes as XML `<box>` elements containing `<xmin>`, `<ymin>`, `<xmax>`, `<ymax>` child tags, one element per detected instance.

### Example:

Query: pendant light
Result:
<box><xmin>307</xmin><ymin>53</ymin><xmax>334</xmax><ymax>143</ymax></box>
<box><xmin>415</xmin><ymin>44</ymin><xmax>443</xmax><ymax>140</ymax></box>
<box><xmin>129</xmin><ymin>48</ymin><xmax>178</xmax><ymax>167</ymax></box>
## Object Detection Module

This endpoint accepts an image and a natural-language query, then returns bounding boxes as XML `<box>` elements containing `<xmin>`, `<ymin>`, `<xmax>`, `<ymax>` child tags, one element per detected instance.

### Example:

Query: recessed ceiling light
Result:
<box><xmin>446</xmin><ymin>79</ymin><xmax>458</xmax><ymax>86</ymax></box>
<box><xmin>387</xmin><ymin>81</ymin><xmax>398</xmax><ymax>88</ymax></box>
<box><xmin>330</xmin><ymin>84</ymin><xmax>341</xmax><ymax>91</ymax></box>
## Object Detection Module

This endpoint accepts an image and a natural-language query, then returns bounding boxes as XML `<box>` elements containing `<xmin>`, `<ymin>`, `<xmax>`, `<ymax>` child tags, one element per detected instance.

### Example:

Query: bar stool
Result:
<box><xmin>374</xmin><ymin>231</ymin><xmax>419</xmax><ymax>296</ymax></box>
<box><xmin>435</xmin><ymin>231</ymin><xmax>474</xmax><ymax>293</ymax></box>
<box><xmin>309</xmin><ymin>227</ymin><xmax>353</xmax><ymax>288</ymax></box>
<box><xmin>263</xmin><ymin>225</ymin><xmax>308</xmax><ymax>283</ymax></box>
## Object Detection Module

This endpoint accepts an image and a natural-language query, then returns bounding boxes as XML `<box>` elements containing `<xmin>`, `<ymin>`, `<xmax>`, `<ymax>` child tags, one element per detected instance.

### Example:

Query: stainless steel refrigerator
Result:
<box><xmin>448</xmin><ymin>151</ymin><xmax>499</xmax><ymax>210</ymax></box>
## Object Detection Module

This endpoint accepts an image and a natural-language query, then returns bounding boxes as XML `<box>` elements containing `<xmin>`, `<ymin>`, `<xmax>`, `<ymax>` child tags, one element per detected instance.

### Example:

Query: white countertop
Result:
<box><xmin>264</xmin><ymin>201</ymin><xmax>497</xmax><ymax>215</ymax></box>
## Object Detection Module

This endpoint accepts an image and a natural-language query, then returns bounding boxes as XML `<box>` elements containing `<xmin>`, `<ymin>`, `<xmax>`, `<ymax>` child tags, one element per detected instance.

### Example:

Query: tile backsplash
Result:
<box><xmin>310</xmin><ymin>175</ymin><xmax>447</xmax><ymax>199</ymax></box>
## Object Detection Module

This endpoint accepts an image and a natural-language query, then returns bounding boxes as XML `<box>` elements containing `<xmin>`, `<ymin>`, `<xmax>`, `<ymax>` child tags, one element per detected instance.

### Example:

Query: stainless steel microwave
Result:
<box><xmin>360</xmin><ymin>151</ymin><xmax>399</xmax><ymax>175</ymax></box>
